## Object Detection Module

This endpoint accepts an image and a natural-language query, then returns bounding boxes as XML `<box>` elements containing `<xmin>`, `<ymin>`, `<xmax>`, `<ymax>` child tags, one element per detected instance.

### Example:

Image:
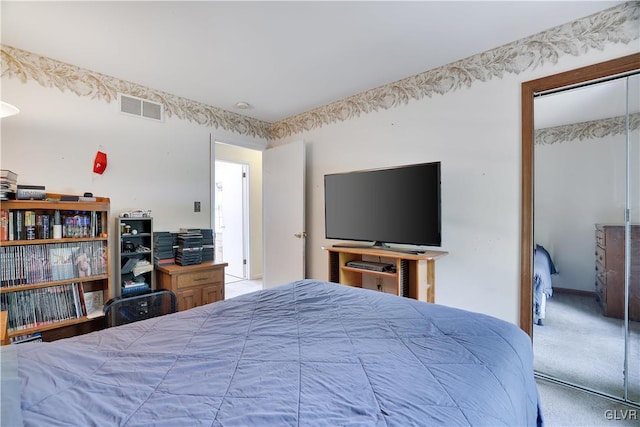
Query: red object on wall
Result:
<box><xmin>93</xmin><ymin>151</ymin><xmax>107</xmax><ymax>174</ymax></box>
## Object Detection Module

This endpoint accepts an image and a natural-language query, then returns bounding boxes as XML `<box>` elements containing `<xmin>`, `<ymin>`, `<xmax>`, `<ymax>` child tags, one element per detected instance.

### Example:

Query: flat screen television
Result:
<box><xmin>324</xmin><ymin>161</ymin><xmax>441</xmax><ymax>252</ymax></box>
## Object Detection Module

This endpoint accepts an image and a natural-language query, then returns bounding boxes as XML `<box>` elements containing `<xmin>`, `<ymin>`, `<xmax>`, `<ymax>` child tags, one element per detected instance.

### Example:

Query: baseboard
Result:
<box><xmin>553</xmin><ymin>287</ymin><xmax>596</xmax><ymax>298</ymax></box>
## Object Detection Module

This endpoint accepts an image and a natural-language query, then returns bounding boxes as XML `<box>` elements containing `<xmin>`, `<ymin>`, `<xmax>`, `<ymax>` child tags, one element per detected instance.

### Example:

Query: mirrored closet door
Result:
<box><xmin>532</xmin><ymin>70</ymin><xmax>639</xmax><ymax>404</ymax></box>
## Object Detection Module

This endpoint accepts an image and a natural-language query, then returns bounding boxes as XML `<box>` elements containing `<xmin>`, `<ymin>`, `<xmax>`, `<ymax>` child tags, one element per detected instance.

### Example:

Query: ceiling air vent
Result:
<box><xmin>119</xmin><ymin>94</ymin><xmax>164</xmax><ymax>121</ymax></box>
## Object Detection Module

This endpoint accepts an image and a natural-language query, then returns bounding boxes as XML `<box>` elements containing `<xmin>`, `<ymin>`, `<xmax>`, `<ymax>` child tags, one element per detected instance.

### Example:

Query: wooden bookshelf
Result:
<box><xmin>0</xmin><ymin>311</ymin><xmax>9</xmax><ymax>345</ymax></box>
<box><xmin>0</xmin><ymin>194</ymin><xmax>111</xmax><ymax>342</ymax></box>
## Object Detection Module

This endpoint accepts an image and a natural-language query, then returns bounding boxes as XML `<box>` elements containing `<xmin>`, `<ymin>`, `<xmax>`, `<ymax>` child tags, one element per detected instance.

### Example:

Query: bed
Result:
<box><xmin>3</xmin><ymin>279</ymin><xmax>543</xmax><ymax>426</ymax></box>
<box><xmin>534</xmin><ymin>245</ymin><xmax>557</xmax><ymax>326</ymax></box>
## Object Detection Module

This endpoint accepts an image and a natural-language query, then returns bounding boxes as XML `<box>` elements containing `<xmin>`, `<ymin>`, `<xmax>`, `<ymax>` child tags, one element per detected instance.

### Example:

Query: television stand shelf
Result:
<box><xmin>324</xmin><ymin>246</ymin><xmax>448</xmax><ymax>302</ymax></box>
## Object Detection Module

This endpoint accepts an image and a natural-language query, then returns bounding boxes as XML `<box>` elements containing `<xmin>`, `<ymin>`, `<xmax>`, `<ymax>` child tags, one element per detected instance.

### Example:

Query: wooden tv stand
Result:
<box><xmin>324</xmin><ymin>246</ymin><xmax>448</xmax><ymax>303</ymax></box>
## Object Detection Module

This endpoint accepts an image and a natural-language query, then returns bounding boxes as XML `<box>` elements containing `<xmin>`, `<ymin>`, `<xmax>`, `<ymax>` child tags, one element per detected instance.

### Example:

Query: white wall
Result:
<box><xmin>273</xmin><ymin>44</ymin><xmax>636</xmax><ymax>324</ymax></box>
<box><xmin>214</xmin><ymin>142</ymin><xmax>263</xmax><ymax>280</ymax></box>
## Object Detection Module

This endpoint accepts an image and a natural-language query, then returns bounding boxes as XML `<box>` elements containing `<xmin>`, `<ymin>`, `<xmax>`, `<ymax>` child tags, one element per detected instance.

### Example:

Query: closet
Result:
<box><xmin>521</xmin><ymin>54</ymin><xmax>639</xmax><ymax>406</ymax></box>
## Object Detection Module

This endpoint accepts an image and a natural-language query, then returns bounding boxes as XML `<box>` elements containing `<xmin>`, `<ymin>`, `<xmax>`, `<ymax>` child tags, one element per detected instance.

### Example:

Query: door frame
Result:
<box><xmin>520</xmin><ymin>53</ymin><xmax>640</xmax><ymax>336</ymax></box>
<box><xmin>210</xmin><ymin>135</ymin><xmax>267</xmax><ymax>281</ymax></box>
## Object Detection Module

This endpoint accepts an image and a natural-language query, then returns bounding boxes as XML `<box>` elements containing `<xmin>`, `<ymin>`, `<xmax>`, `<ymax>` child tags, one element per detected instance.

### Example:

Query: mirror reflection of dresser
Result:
<box><xmin>594</xmin><ymin>224</ymin><xmax>640</xmax><ymax>321</ymax></box>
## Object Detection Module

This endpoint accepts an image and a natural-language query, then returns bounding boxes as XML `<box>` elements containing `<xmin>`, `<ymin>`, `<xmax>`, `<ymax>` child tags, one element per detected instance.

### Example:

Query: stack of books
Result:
<box><xmin>176</xmin><ymin>231</ymin><xmax>203</xmax><ymax>266</ymax></box>
<box><xmin>171</xmin><ymin>232</ymin><xmax>179</xmax><ymax>259</ymax></box>
<box><xmin>120</xmin><ymin>257</ymin><xmax>138</xmax><ymax>276</ymax></box>
<box><xmin>153</xmin><ymin>231</ymin><xmax>175</xmax><ymax>266</ymax></box>
<box><xmin>201</xmin><ymin>228</ymin><xmax>214</xmax><ymax>262</ymax></box>
<box><xmin>132</xmin><ymin>259</ymin><xmax>153</xmax><ymax>276</ymax></box>
<box><xmin>121</xmin><ymin>280</ymin><xmax>150</xmax><ymax>295</ymax></box>
<box><xmin>10</xmin><ymin>332</ymin><xmax>43</xmax><ymax>344</ymax></box>
<box><xmin>0</xmin><ymin>170</ymin><xmax>17</xmax><ymax>201</ymax></box>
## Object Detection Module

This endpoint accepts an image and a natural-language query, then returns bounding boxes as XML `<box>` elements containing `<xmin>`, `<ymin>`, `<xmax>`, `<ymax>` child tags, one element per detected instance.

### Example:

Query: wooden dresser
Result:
<box><xmin>594</xmin><ymin>224</ymin><xmax>639</xmax><ymax>321</ymax></box>
<box><xmin>156</xmin><ymin>262</ymin><xmax>227</xmax><ymax>312</ymax></box>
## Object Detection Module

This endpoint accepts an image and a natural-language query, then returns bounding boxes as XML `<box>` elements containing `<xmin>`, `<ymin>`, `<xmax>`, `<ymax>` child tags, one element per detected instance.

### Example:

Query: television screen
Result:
<box><xmin>324</xmin><ymin>162</ymin><xmax>441</xmax><ymax>248</ymax></box>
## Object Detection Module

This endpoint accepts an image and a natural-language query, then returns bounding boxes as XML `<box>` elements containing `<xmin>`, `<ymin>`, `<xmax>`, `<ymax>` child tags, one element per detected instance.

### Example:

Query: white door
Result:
<box><xmin>215</xmin><ymin>161</ymin><xmax>247</xmax><ymax>279</ymax></box>
<box><xmin>263</xmin><ymin>140</ymin><xmax>306</xmax><ymax>287</ymax></box>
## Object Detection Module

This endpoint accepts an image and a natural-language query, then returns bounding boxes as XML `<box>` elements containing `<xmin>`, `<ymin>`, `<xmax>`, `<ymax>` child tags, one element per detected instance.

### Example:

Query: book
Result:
<box><xmin>83</xmin><ymin>290</ymin><xmax>104</xmax><ymax>319</ymax></box>
<box><xmin>14</xmin><ymin>211</ymin><xmax>23</xmax><ymax>240</ymax></box>
<box><xmin>0</xmin><ymin>182</ymin><xmax>17</xmax><ymax>201</ymax></box>
<box><xmin>36</xmin><ymin>214</ymin><xmax>51</xmax><ymax>239</ymax></box>
<box><xmin>121</xmin><ymin>257</ymin><xmax>138</xmax><ymax>275</ymax></box>
<box><xmin>10</xmin><ymin>332</ymin><xmax>42</xmax><ymax>344</ymax></box>
<box><xmin>132</xmin><ymin>260</ymin><xmax>153</xmax><ymax>276</ymax></box>
<box><xmin>24</xmin><ymin>211</ymin><xmax>36</xmax><ymax>240</ymax></box>
<box><xmin>0</xmin><ymin>170</ymin><xmax>17</xmax><ymax>181</ymax></box>
<box><xmin>72</xmin><ymin>283</ymin><xmax>86</xmax><ymax>317</ymax></box>
<box><xmin>72</xmin><ymin>246</ymin><xmax>93</xmax><ymax>278</ymax></box>
<box><xmin>121</xmin><ymin>282</ymin><xmax>150</xmax><ymax>295</ymax></box>
<box><xmin>49</xmin><ymin>246</ymin><xmax>77</xmax><ymax>281</ymax></box>
<box><xmin>0</xmin><ymin>210</ymin><xmax>8</xmax><ymax>241</ymax></box>
<box><xmin>74</xmin><ymin>241</ymin><xmax>107</xmax><ymax>277</ymax></box>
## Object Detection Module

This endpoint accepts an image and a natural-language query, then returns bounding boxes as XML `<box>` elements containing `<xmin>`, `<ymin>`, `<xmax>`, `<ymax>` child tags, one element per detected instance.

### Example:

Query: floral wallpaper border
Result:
<box><xmin>1</xmin><ymin>2</ymin><xmax>638</xmax><ymax>142</ymax></box>
<box><xmin>0</xmin><ymin>45</ymin><xmax>272</xmax><ymax>140</ymax></box>
<box><xmin>535</xmin><ymin>113</ymin><xmax>640</xmax><ymax>145</ymax></box>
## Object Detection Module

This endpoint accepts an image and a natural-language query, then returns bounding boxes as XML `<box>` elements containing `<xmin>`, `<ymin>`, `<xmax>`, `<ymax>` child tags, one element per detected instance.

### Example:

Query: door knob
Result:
<box><xmin>294</xmin><ymin>232</ymin><xmax>307</xmax><ymax>238</ymax></box>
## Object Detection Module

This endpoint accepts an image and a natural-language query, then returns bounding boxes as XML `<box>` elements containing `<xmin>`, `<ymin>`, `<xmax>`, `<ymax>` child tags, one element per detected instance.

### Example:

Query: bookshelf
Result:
<box><xmin>0</xmin><ymin>194</ymin><xmax>111</xmax><ymax>342</ymax></box>
<box><xmin>116</xmin><ymin>217</ymin><xmax>154</xmax><ymax>296</ymax></box>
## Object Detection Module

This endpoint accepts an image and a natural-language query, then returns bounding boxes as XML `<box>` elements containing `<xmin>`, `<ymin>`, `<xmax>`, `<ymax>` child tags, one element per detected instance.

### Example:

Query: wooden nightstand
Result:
<box><xmin>156</xmin><ymin>262</ymin><xmax>227</xmax><ymax>311</ymax></box>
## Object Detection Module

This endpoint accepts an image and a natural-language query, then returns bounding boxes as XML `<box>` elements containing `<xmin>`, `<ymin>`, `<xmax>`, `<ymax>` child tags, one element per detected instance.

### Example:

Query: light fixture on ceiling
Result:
<box><xmin>0</xmin><ymin>101</ymin><xmax>20</xmax><ymax>118</ymax></box>
<box><xmin>235</xmin><ymin>101</ymin><xmax>251</xmax><ymax>110</ymax></box>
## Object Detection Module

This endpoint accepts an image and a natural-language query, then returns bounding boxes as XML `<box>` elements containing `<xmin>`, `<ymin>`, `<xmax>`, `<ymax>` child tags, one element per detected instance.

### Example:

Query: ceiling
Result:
<box><xmin>1</xmin><ymin>1</ymin><xmax>625</xmax><ymax>124</ymax></box>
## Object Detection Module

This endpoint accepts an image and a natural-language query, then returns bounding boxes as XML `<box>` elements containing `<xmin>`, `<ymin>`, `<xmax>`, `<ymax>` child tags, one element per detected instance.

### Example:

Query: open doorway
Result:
<box><xmin>215</xmin><ymin>160</ymin><xmax>248</xmax><ymax>283</ymax></box>
<box><xmin>212</xmin><ymin>140</ymin><xmax>264</xmax><ymax>298</ymax></box>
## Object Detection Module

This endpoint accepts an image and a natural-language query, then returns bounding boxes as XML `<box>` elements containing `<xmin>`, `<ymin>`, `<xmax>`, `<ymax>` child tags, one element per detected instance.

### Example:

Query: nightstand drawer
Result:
<box><xmin>176</xmin><ymin>269</ymin><xmax>223</xmax><ymax>289</ymax></box>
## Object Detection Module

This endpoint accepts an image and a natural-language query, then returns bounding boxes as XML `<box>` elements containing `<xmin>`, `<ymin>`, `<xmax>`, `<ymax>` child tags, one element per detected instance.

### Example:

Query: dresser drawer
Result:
<box><xmin>595</xmin><ymin>246</ymin><xmax>606</xmax><ymax>265</ymax></box>
<box><xmin>176</xmin><ymin>268</ymin><xmax>223</xmax><ymax>289</ymax></box>
<box><xmin>595</xmin><ymin>260</ymin><xmax>606</xmax><ymax>285</ymax></box>
<box><xmin>595</xmin><ymin>228</ymin><xmax>606</xmax><ymax>247</ymax></box>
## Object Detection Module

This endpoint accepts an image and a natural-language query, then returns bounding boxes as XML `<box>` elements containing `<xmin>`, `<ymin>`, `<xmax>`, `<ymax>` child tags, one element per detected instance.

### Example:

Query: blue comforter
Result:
<box><xmin>534</xmin><ymin>245</ymin><xmax>556</xmax><ymax>321</ymax></box>
<box><xmin>9</xmin><ymin>280</ymin><xmax>542</xmax><ymax>426</ymax></box>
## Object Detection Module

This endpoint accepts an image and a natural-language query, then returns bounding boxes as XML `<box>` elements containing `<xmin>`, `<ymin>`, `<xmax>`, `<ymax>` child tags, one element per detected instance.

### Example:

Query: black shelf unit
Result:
<box><xmin>116</xmin><ymin>217</ymin><xmax>154</xmax><ymax>297</ymax></box>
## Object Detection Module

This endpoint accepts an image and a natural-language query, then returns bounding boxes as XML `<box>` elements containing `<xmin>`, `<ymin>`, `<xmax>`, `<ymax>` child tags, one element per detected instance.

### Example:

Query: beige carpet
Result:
<box><xmin>537</xmin><ymin>378</ymin><xmax>639</xmax><ymax>426</ymax></box>
<box><xmin>533</xmin><ymin>292</ymin><xmax>639</xmax><ymax>404</ymax></box>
